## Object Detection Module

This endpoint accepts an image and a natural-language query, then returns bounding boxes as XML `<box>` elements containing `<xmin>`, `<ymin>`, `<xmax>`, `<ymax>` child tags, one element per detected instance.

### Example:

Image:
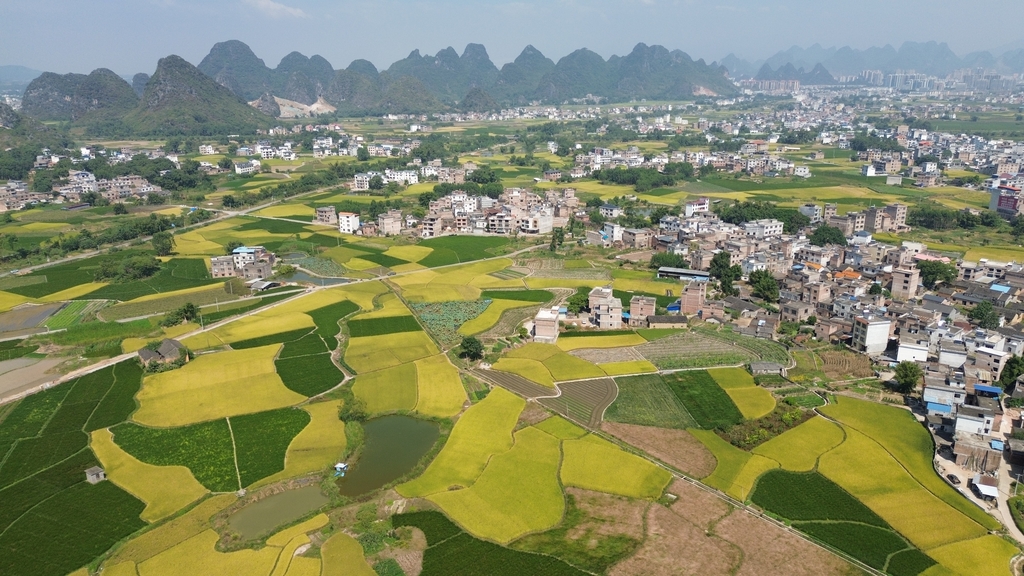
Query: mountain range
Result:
<box><xmin>16</xmin><ymin>40</ymin><xmax>736</xmax><ymax>132</ymax></box>
<box><xmin>720</xmin><ymin>41</ymin><xmax>1024</xmax><ymax>78</ymax></box>
<box><xmin>754</xmin><ymin>63</ymin><xmax>835</xmax><ymax>85</ymax></box>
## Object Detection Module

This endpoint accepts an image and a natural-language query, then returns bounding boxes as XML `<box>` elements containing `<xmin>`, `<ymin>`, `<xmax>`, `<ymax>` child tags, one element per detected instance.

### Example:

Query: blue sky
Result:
<box><xmin>1</xmin><ymin>0</ymin><xmax>1019</xmax><ymax>74</ymax></box>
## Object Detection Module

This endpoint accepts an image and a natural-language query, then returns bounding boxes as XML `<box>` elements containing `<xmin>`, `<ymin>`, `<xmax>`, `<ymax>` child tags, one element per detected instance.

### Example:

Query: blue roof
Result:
<box><xmin>991</xmin><ymin>284</ymin><xmax>1011</xmax><ymax>294</ymax></box>
<box><xmin>926</xmin><ymin>402</ymin><xmax>952</xmax><ymax>414</ymax></box>
<box><xmin>232</xmin><ymin>247</ymin><xmax>256</xmax><ymax>254</ymax></box>
<box><xmin>992</xmin><ymin>440</ymin><xmax>1006</xmax><ymax>450</ymax></box>
<box><xmin>975</xmin><ymin>384</ymin><xmax>1003</xmax><ymax>395</ymax></box>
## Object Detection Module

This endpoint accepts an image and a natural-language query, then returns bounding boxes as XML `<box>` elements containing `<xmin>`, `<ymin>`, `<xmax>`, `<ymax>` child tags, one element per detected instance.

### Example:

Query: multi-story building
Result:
<box><xmin>211</xmin><ymin>245</ymin><xmax>276</xmax><ymax>279</ymax></box>
<box><xmin>679</xmin><ymin>280</ymin><xmax>707</xmax><ymax>314</ymax></box>
<box><xmin>852</xmin><ymin>314</ymin><xmax>892</xmax><ymax>355</ymax></box>
<box><xmin>799</xmin><ymin>203</ymin><xmax>823</xmax><ymax>223</ymax></box>
<box><xmin>628</xmin><ymin>296</ymin><xmax>656</xmax><ymax>327</ymax></box>
<box><xmin>533</xmin><ymin>307</ymin><xmax>560</xmax><ymax>344</ymax></box>
<box><xmin>338</xmin><ymin>212</ymin><xmax>360</xmax><ymax>234</ymax></box>
<box><xmin>315</xmin><ymin>206</ymin><xmax>337</xmax><ymax>225</ymax></box>
<box><xmin>743</xmin><ymin>219</ymin><xmax>784</xmax><ymax>239</ymax></box>
<box><xmin>377</xmin><ymin>210</ymin><xmax>403</xmax><ymax>236</ymax></box>
<box><xmin>891</xmin><ymin>267</ymin><xmax>921</xmax><ymax>302</ymax></box>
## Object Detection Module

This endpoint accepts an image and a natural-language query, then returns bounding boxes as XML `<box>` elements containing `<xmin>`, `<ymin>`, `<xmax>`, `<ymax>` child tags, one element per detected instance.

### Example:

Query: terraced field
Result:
<box><xmin>538</xmin><ymin>378</ymin><xmax>618</xmax><ymax>428</ymax></box>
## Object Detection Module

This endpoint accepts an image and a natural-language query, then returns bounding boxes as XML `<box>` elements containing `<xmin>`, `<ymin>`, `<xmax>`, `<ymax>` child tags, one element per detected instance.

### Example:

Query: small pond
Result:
<box><xmin>336</xmin><ymin>415</ymin><xmax>439</xmax><ymax>498</ymax></box>
<box><xmin>281</xmin><ymin>270</ymin><xmax>350</xmax><ymax>286</ymax></box>
<box><xmin>227</xmin><ymin>485</ymin><xmax>329</xmax><ymax>541</ymax></box>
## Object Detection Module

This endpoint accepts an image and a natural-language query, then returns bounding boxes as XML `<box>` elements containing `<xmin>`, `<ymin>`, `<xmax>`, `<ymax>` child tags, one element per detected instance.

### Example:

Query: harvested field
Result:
<box><xmin>712</xmin><ymin>505</ymin><xmax>859</xmax><ymax>576</ymax></box>
<box><xmin>0</xmin><ymin>302</ymin><xmax>63</xmax><ymax>332</ymax></box>
<box><xmin>539</xmin><ymin>378</ymin><xmax>618</xmax><ymax>428</ymax></box>
<box><xmin>566</xmin><ymin>487</ymin><xmax>647</xmax><ymax>540</ymax></box>
<box><xmin>474</xmin><ymin>368</ymin><xmax>554</xmax><ymax>399</ymax></box>
<box><xmin>602</xmin><ymin>422</ymin><xmax>717</xmax><ymax>479</ymax></box>
<box><xmin>819</xmin><ymin>351</ymin><xmax>874</xmax><ymax>380</ymax></box>
<box><xmin>609</xmin><ymin>504</ymin><xmax>740</xmax><ymax>576</ymax></box>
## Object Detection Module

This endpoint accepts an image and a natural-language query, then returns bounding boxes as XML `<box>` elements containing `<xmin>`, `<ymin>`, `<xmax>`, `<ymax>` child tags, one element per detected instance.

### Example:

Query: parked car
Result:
<box><xmin>947</xmin><ymin>474</ymin><xmax>961</xmax><ymax>485</ymax></box>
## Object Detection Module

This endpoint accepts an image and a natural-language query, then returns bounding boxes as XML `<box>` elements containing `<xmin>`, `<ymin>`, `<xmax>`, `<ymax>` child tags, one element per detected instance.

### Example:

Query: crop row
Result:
<box><xmin>276</xmin><ymin>352</ymin><xmax>344</xmax><ymax>396</ymax></box>
<box><xmin>662</xmin><ymin>371</ymin><xmax>744</xmax><ymax>430</ymax></box>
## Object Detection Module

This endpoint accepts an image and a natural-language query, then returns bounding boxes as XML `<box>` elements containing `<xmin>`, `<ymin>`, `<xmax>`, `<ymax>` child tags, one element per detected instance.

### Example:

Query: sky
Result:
<box><xmin>1</xmin><ymin>0</ymin><xmax>1021</xmax><ymax>75</ymax></box>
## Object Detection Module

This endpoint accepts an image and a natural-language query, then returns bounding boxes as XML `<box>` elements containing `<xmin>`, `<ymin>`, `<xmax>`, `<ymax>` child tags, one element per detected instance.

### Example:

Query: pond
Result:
<box><xmin>227</xmin><ymin>485</ymin><xmax>329</xmax><ymax>541</ymax></box>
<box><xmin>336</xmin><ymin>415</ymin><xmax>439</xmax><ymax>498</ymax></box>
<box><xmin>281</xmin><ymin>270</ymin><xmax>350</xmax><ymax>286</ymax></box>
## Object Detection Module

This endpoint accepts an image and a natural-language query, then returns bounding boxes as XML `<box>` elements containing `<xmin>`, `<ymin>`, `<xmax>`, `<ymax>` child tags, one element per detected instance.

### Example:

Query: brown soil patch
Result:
<box><xmin>565</xmin><ymin>488</ymin><xmax>647</xmax><ymax>541</ymax></box>
<box><xmin>602</xmin><ymin>422</ymin><xmax>717</xmax><ymax>479</ymax></box>
<box><xmin>609</xmin><ymin>505</ymin><xmax>740</xmax><ymax>576</ymax></box>
<box><xmin>517</xmin><ymin>402</ymin><xmax>551</xmax><ymax>427</ymax></box>
<box><xmin>666</xmin><ymin>480</ymin><xmax>731</xmax><ymax>530</ymax></box>
<box><xmin>819</xmin><ymin>351</ymin><xmax>874</xmax><ymax>380</ymax></box>
<box><xmin>571</xmin><ymin>347</ymin><xmax>644</xmax><ymax>363</ymax></box>
<box><xmin>713</xmin><ymin>508</ymin><xmax>856</xmax><ymax>576</ymax></box>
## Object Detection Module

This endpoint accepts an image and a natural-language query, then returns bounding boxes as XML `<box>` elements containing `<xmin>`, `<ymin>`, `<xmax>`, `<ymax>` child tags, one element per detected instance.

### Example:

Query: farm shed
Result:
<box><xmin>85</xmin><ymin>466</ymin><xmax>106</xmax><ymax>484</ymax></box>
<box><xmin>646</xmin><ymin>315</ymin><xmax>687</xmax><ymax>329</ymax></box>
<box><xmin>749</xmin><ymin>362</ymin><xmax>786</xmax><ymax>377</ymax></box>
<box><xmin>954</xmin><ymin>432</ymin><xmax>1002</xmax><ymax>473</ymax></box>
<box><xmin>970</xmin><ymin>474</ymin><xmax>999</xmax><ymax>500</ymax></box>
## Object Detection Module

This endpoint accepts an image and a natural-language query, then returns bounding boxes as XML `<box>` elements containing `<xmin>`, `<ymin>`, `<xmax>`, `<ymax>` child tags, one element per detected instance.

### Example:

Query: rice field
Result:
<box><xmin>458</xmin><ymin>299</ymin><xmax>537</xmax><ymax>335</ymax></box>
<box><xmin>132</xmin><ymin>345</ymin><xmax>305</xmax><ymax>427</ymax></box>
<box><xmin>751</xmin><ymin>417</ymin><xmax>845</xmax><ymax>472</ymax></box>
<box><xmin>599</xmin><ymin>360</ymin><xmax>658</xmax><ymax>376</ymax></box>
<box><xmin>253</xmin><ymin>400</ymin><xmax>347</xmax><ymax>487</ymax></box>
<box><xmin>429</xmin><ymin>427</ymin><xmax>564</xmax><ymax>543</ymax></box>
<box><xmin>556</xmin><ymin>333</ymin><xmax>648</xmax><ymax>351</ymax></box>
<box><xmin>135</xmin><ymin>530</ymin><xmax>281</xmax><ymax>576</ymax></box>
<box><xmin>190</xmin><ymin>311</ymin><xmax>315</xmax><ymax>348</ymax></box>
<box><xmin>491</xmin><ymin>358</ymin><xmax>555</xmax><ymax>387</ymax></box>
<box><xmin>560</xmin><ymin>434</ymin><xmax>671</xmax><ymax>499</ymax></box>
<box><xmin>352</xmin><ymin>363</ymin><xmax>418</xmax><ymax>414</ymax></box>
<box><xmin>414</xmin><ymin>355</ymin><xmax>468</xmax><ymax>418</ymax></box>
<box><xmin>398</xmin><ymin>388</ymin><xmax>524</xmax><ymax>497</ymax></box>
<box><xmin>321</xmin><ymin>533</ymin><xmax>375</xmax><ymax>576</ymax></box>
<box><xmin>90</xmin><ymin>429</ymin><xmax>207</xmax><ymax>523</ymax></box>
<box><xmin>344</xmin><ymin>331</ymin><xmax>439</xmax><ymax>373</ymax></box>
<box><xmin>106</xmin><ymin>495</ymin><xmax>237</xmax><ymax>566</ymax></box>
<box><xmin>707</xmin><ymin>367</ymin><xmax>776</xmax><ymax>420</ymax></box>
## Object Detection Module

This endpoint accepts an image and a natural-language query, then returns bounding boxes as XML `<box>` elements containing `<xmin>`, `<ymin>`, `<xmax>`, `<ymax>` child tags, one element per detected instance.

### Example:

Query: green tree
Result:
<box><xmin>893</xmin><ymin>361</ymin><xmax>923</xmax><ymax>394</ymax></box>
<box><xmin>113</xmin><ymin>203</ymin><xmax>128</xmax><ymax>215</ymax></box>
<box><xmin>869</xmin><ymin>283</ymin><xmax>883</xmax><ymax>295</ymax></box>
<box><xmin>709</xmin><ymin>251</ymin><xmax>734</xmax><ymax>280</ymax></box>
<box><xmin>460</xmin><ymin>336</ymin><xmax>484</xmax><ymax>361</ymax></box>
<box><xmin>969</xmin><ymin>300</ymin><xmax>1001</xmax><ymax>330</ymax></box>
<box><xmin>368</xmin><ymin>175</ymin><xmax>385</xmax><ymax>190</ymax></box>
<box><xmin>217</xmin><ymin>157</ymin><xmax>233</xmax><ymax>170</ymax></box>
<box><xmin>915</xmin><ymin>260</ymin><xmax>957</xmax><ymax>289</ymax></box>
<box><xmin>748</xmin><ymin>269</ymin><xmax>779</xmax><ymax>303</ymax></box>
<box><xmin>225</xmin><ymin>241</ymin><xmax>243</xmax><ymax>254</ymax></box>
<box><xmin>808</xmin><ymin>224</ymin><xmax>847</xmax><ymax>247</ymax></box>
<box><xmin>1000</xmin><ymin>355</ymin><xmax>1024</xmax><ymax>388</ymax></box>
<box><xmin>151</xmin><ymin>231</ymin><xmax>174</xmax><ymax>256</ymax></box>
<box><xmin>357</xmin><ymin>147</ymin><xmax>370</xmax><ymax>161</ymax></box>
<box><xmin>566</xmin><ymin>288</ymin><xmax>589</xmax><ymax>314</ymax></box>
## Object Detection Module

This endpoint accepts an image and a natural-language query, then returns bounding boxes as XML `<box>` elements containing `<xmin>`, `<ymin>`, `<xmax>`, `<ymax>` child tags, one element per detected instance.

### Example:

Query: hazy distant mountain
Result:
<box><xmin>0</xmin><ymin>65</ymin><xmax>43</xmax><ymax>84</ymax></box>
<box><xmin>460</xmin><ymin>87</ymin><xmax>498</xmax><ymax>112</ymax></box>
<box><xmin>755</xmin><ymin>63</ymin><xmax>836</xmax><ymax>85</ymax></box>
<box><xmin>21</xmin><ymin>68</ymin><xmax>137</xmax><ymax>122</ymax></box>
<box><xmin>725</xmin><ymin>41</ymin><xmax>1024</xmax><ymax>79</ymax></box>
<box><xmin>132</xmin><ymin>73</ymin><xmax>149</xmax><ymax>97</ymax></box>
<box><xmin>192</xmin><ymin>40</ymin><xmax>736</xmax><ymax>115</ymax></box>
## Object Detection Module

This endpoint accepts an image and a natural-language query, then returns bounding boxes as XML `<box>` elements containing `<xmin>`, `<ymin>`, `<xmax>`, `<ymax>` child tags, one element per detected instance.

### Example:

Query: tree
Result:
<box><xmin>113</xmin><ymin>203</ymin><xmax>128</xmax><ymax>215</ymax></box>
<box><xmin>808</xmin><ymin>224</ymin><xmax>847</xmax><ymax>247</ymax></box>
<box><xmin>566</xmin><ymin>288</ymin><xmax>589</xmax><ymax>314</ymax></box>
<box><xmin>869</xmin><ymin>282</ymin><xmax>883</xmax><ymax>295</ymax></box>
<box><xmin>356</xmin><ymin>147</ymin><xmax>370</xmax><ymax>161</ymax></box>
<box><xmin>893</xmin><ymin>361</ymin><xmax>923</xmax><ymax>394</ymax></box>
<box><xmin>460</xmin><ymin>336</ymin><xmax>484</xmax><ymax>361</ymax></box>
<box><xmin>1000</xmin><ymin>355</ymin><xmax>1024</xmax><ymax>389</ymax></box>
<box><xmin>368</xmin><ymin>175</ymin><xmax>385</xmax><ymax>190</ymax></box>
<box><xmin>225</xmin><ymin>241</ymin><xmax>243</xmax><ymax>255</ymax></box>
<box><xmin>709</xmin><ymin>251</ymin><xmax>734</xmax><ymax>280</ymax></box>
<box><xmin>151</xmin><ymin>231</ymin><xmax>174</xmax><ymax>256</ymax></box>
<box><xmin>217</xmin><ymin>157</ymin><xmax>233</xmax><ymax>170</ymax></box>
<box><xmin>969</xmin><ymin>300</ymin><xmax>1001</xmax><ymax>330</ymax></box>
<box><xmin>915</xmin><ymin>260</ymin><xmax>957</xmax><ymax>289</ymax></box>
<box><xmin>748</xmin><ymin>269</ymin><xmax>779</xmax><ymax>303</ymax></box>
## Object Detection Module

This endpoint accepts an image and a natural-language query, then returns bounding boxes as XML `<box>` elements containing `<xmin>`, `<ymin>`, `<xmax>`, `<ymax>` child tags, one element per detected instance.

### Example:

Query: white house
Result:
<box><xmin>198</xmin><ymin>145</ymin><xmax>216</xmax><ymax>155</ymax></box>
<box><xmin>338</xmin><ymin>212</ymin><xmax>360</xmax><ymax>235</ymax></box>
<box><xmin>852</xmin><ymin>314</ymin><xmax>891</xmax><ymax>355</ymax></box>
<box><xmin>234</xmin><ymin>160</ymin><xmax>261</xmax><ymax>176</ymax></box>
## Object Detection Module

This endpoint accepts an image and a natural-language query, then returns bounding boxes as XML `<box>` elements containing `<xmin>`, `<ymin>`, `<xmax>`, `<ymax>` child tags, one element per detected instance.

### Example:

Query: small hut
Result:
<box><xmin>85</xmin><ymin>466</ymin><xmax>106</xmax><ymax>484</ymax></box>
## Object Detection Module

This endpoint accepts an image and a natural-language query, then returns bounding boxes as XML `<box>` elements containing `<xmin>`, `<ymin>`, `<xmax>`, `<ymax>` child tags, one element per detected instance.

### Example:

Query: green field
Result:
<box><xmin>0</xmin><ymin>361</ymin><xmax>149</xmax><ymax>576</ymax></box>
<box><xmin>418</xmin><ymin>236</ymin><xmax>510</xmax><ymax>265</ymax></box>
<box><xmin>347</xmin><ymin>315</ymin><xmax>422</xmax><ymax>337</ymax></box>
<box><xmin>480</xmin><ymin>289</ymin><xmax>553</xmax><ymax>302</ymax></box>
<box><xmin>662</xmin><ymin>371</ymin><xmax>744</xmax><ymax>430</ymax></box>
<box><xmin>605</xmin><ymin>374</ymin><xmax>697</xmax><ymax>429</ymax></box>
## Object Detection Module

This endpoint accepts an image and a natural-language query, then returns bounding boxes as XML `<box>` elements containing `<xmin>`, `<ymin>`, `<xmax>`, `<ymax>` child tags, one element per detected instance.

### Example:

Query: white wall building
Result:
<box><xmin>338</xmin><ymin>212</ymin><xmax>360</xmax><ymax>234</ymax></box>
<box><xmin>852</xmin><ymin>314</ymin><xmax>891</xmax><ymax>355</ymax></box>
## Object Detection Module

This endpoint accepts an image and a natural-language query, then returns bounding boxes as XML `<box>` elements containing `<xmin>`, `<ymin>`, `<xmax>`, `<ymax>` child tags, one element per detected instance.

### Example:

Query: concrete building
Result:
<box><xmin>593</xmin><ymin>300</ymin><xmax>623</xmax><ymax>330</ymax></box>
<box><xmin>210</xmin><ymin>256</ymin><xmax>237</xmax><ymax>278</ymax></box>
<box><xmin>533</xmin><ymin>307</ymin><xmax>560</xmax><ymax>344</ymax></box>
<box><xmin>852</xmin><ymin>314</ymin><xmax>892</xmax><ymax>355</ymax></box>
<box><xmin>679</xmin><ymin>280</ymin><xmax>707</xmax><ymax>315</ymax></box>
<box><xmin>799</xmin><ymin>203</ymin><xmax>823</xmax><ymax>223</ymax></box>
<box><xmin>377</xmin><ymin>210</ymin><xmax>403</xmax><ymax>236</ymax></box>
<box><xmin>975</xmin><ymin>347</ymin><xmax>1010</xmax><ymax>379</ymax></box>
<box><xmin>891</xmin><ymin>267</ymin><xmax>921</xmax><ymax>302</ymax></box>
<box><xmin>629</xmin><ymin>296</ymin><xmax>656</xmax><ymax>327</ymax></box>
<box><xmin>316</xmin><ymin>206</ymin><xmax>338</xmax><ymax>225</ymax></box>
<box><xmin>338</xmin><ymin>212</ymin><xmax>360</xmax><ymax>234</ymax></box>
<box><xmin>743</xmin><ymin>219</ymin><xmax>784</xmax><ymax>239</ymax></box>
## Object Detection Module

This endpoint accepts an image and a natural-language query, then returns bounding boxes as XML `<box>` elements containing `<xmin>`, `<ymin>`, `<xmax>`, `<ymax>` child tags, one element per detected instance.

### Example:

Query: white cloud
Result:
<box><xmin>243</xmin><ymin>0</ymin><xmax>306</xmax><ymax>18</ymax></box>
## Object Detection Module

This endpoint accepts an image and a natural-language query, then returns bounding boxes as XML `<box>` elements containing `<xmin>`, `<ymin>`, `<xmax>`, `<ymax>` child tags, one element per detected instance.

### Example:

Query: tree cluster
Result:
<box><xmin>715</xmin><ymin>201</ymin><xmax>810</xmax><ymax>234</ymax></box>
<box><xmin>808</xmin><ymin>224</ymin><xmax>848</xmax><ymax>247</ymax></box>
<box><xmin>95</xmin><ymin>254</ymin><xmax>161</xmax><ymax>283</ymax></box>
<box><xmin>915</xmin><ymin>260</ymin><xmax>957</xmax><ymax>289</ymax></box>
<box><xmin>709</xmin><ymin>251</ymin><xmax>742</xmax><ymax>297</ymax></box>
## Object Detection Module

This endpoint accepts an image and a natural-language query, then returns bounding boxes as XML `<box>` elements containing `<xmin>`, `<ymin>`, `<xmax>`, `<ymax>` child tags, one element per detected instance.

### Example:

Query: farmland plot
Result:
<box><xmin>560</xmin><ymin>434</ymin><xmax>672</xmax><ymax>499</ymax></box>
<box><xmin>605</xmin><ymin>374</ymin><xmax>696</xmax><ymax>429</ymax></box>
<box><xmin>636</xmin><ymin>331</ymin><xmax>758</xmax><ymax>369</ymax></box>
<box><xmin>538</xmin><ymin>378</ymin><xmax>618</xmax><ymax>428</ymax></box>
